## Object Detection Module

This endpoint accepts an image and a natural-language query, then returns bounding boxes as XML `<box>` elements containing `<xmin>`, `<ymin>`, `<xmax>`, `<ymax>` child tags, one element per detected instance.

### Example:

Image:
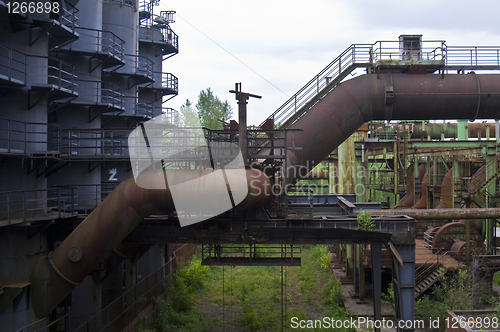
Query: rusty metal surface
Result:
<box><xmin>432</xmin><ymin>222</ymin><xmax>482</xmax><ymax>251</ymax></box>
<box><xmin>436</xmin><ymin>168</ymin><xmax>453</xmax><ymax>209</ymax></box>
<box><xmin>30</xmin><ymin>168</ymin><xmax>271</xmax><ymax>318</ymax></box>
<box><xmin>279</xmin><ymin>73</ymin><xmax>500</xmax><ymax>182</ymax></box>
<box><xmin>412</xmin><ymin>166</ymin><xmax>433</xmax><ymax>209</ymax></box>
<box><xmin>411</xmin><ymin>122</ymin><xmax>496</xmax><ymax>139</ymax></box>
<box><xmin>356</xmin><ymin>208</ymin><xmax>500</xmax><ymax>220</ymax></box>
<box><xmin>392</xmin><ymin>164</ymin><xmax>425</xmax><ymax>209</ymax></box>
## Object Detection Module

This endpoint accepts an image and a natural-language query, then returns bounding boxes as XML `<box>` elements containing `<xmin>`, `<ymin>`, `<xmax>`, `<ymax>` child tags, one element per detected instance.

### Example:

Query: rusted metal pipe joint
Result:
<box><xmin>30</xmin><ymin>168</ymin><xmax>271</xmax><ymax>318</ymax></box>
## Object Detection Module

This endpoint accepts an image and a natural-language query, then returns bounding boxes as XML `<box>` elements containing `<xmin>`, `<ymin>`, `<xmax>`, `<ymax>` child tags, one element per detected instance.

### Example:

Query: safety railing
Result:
<box><xmin>104</xmin><ymin>0</ymin><xmax>137</xmax><ymax>10</ymax></box>
<box><xmin>446</xmin><ymin>46</ymin><xmax>500</xmax><ymax>70</ymax></box>
<box><xmin>14</xmin><ymin>314</ymin><xmax>69</xmax><ymax>332</ymax></box>
<box><xmin>134</xmin><ymin>97</ymin><xmax>154</xmax><ymax>118</ymax></box>
<box><xmin>51</xmin><ymin>183</ymin><xmax>118</xmax><ymax>210</ymax></box>
<box><xmin>156</xmin><ymin>72</ymin><xmax>178</xmax><ymax>93</ymax></box>
<box><xmin>60</xmin><ymin>27</ymin><xmax>125</xmax><ymax>61</ymax></box>
<box><xmin>0</xmin><ymin>43</ymin><xmax>26</xmax><ymax>84</ymax></box>
<box><xmin>160</xmin><ymin>107</ymin><xmax>179</xmax><ymax>126</ymax></box>
<box><xmin>72</xmin><ymin>244</ymin><xmax>197</xmax><ymax>332</ymax></box>
<box><xmin>0</xmin><ymin>182</ymin><xmax>121</xmax><ymax>225</ymax></box>
<box><xmin>56</xmin><ymin>0</ymin><xmax>79</xmax><ymax>32</ymax></box>
<box><xmin>101</xmin><ymin>81</ymin><xmax>125</xmax><ymax>108</ymax></box>
<box><xmin>27</xmin><ymin>55</ymin><xmax>78</xmax><ymax>94</ymax></box>
<box><xmin>72</xmin><ymin>80</ymin><xmax>124</xmax><ymax>109</ymax></box>
<box><xmin>371</xmin><ymin>40</ymin><xmax>446</xmax><ymax>62</ymax></box>
<box><xmin>261</xmin><ymin>39</ymin><xmax>500</xmax><ymax>130</ymax></box>
<box><xmin>107</xmin><ymin>54</ymin><xmax>153</xmax><ymax>79</ymax></box>
<box><xmin>469</xmin><ymin>152</ymin><xmax>500</xmax><ymax>197</ymax></box>
<box><xmin>59</xmin><ymin>128</ymin><xmax>132</xmax><ymax>157</ymax></box>
<box><xmin>414</xmin><ymin>249</ymin><xmax>447</xmax><ymax>289</ymax></box>
<box><xmin>0</xmin><ymin>188</ymin><xmax>75</xmax><ymax>225</ymax></box>
<box><xmin>142</xmin><ymin>72</ymin><xmax>178</xmax><ymax>94</ymax></box>
<box><xmin>0</xmin><ymin>118</ymin><xmax>61</xmax><ymax>154</ymax></box>
<box><xmin>139</xmin><ymin>16</ymin><xmax>178</xmax><ymax>53</ymax></box>
<box><xmin>137</xmin><ymin>55</ymin><xmax>154</xmax><ymax>78</ymax></box>
<box><xmin>261</xmin><ymin>43</ymin><xmax>373</xmax><ymax>129</ymax></box>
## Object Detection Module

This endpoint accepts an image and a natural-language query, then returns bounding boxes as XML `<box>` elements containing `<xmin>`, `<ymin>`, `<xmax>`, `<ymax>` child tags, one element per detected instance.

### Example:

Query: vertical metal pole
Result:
<box><xmin>353</xmin><ymin>244</ymin><xmax>358</xmax><ymax>294</ymax></box>
<box><xmin>7</xmin><ymin>119</ymin><xmax>10</xmax><ymax>152</ymax></box>
<box><xmin>7</xmin><ymin>192</ymin><xmax>10</xmax><ymax>225</ymax></box>
<box><xmin>495</xmin><ymin>119</ymin><xmax>500</xmax><ymax>144</ymax></box>
<box><xmin>371</xmin><ymin>243</ymin><xmax>382</xmax><ymax>332</ymax></box>
<box><xmin>238</xmin><ymin>91</ymin><xmax>248</xmax><ymax>164</ymax></box>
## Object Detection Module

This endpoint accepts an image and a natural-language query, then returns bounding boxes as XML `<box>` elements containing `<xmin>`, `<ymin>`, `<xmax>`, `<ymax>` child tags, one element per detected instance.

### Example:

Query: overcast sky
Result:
<box><xmin>159</xmin><ymin>0</ymin><xmax>500</xmax><ymax>126</ymax></box>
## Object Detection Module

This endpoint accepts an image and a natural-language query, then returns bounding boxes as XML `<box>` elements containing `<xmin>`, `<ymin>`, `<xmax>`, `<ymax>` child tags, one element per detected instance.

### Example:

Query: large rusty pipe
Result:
<box><xmin>30</xmin><ymin>168</ymin><xmax>271</xmax><ymax>318</ymax></box>
<box><xmin>410</xmin><ymin>122</ymin><xmax>496</xmax><ymax>140</ymax></box>
<box><xmin>392</xmin><ymin>164</ymin><xmax>425</xmax><ymax>209</ymax></box>
<box><xmin>354</xmin><ymin>208</ymin><xmax>500</xmax><ymax>220</ymax></box>
<box><xmin>282</xmin><ymin>73</ymin><xmax>500</xmax><ymax>181</ymax></box>
<box><xmin>436</xmin><ymin>168</ymin><xmax>453</xmax><ymax>209</ymax></box>
<box><xmin>412</xmin><ymin>166</ymin><xmax>433</xmax><ymax>209</ymax></box>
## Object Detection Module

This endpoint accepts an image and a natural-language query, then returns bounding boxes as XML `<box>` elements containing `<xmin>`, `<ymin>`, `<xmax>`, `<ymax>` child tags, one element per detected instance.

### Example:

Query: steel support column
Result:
<box><xmin>388</xmin><ymin>241</ymin><xmax>415</xmax><ymax>332</ymax></box>
<box><xmin>371</xmin><ymin>243</ymin><xmax>382</xmax><ymax>332</ymax></box>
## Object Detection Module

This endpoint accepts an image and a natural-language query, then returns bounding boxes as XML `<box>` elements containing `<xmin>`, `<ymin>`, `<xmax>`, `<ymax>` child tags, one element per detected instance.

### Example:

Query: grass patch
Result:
<box><xmin>145</xmin><ymin>245</ymin><xmax>354</xmax><ymax>332</ymax></box>
<box><xmin>494</xmin><ymin>271</ymin><xmax>500</xmax><ymax>287</ymax></box>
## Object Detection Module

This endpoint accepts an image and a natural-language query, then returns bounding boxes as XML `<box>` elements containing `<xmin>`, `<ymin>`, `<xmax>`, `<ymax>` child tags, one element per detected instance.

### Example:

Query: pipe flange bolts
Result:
<box><xmin>67</xmin><ymin>246</ymin><xmax>83</xmax><ymax>263</ymax></box>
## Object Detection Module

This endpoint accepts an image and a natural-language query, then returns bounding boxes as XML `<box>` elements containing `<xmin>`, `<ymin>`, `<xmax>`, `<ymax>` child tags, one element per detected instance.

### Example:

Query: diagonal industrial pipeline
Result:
<box><xmin>30</xmin><ymin>72</ymin><xmax>500</xmax><ymax>318</ymax></box>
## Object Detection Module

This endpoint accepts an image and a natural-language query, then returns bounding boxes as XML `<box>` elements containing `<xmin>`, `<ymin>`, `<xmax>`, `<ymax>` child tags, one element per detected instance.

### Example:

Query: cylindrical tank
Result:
<box><xmin>103</xmin><ymin>0</ymin><xmax>138</xmax><ymax>74</ymax></box>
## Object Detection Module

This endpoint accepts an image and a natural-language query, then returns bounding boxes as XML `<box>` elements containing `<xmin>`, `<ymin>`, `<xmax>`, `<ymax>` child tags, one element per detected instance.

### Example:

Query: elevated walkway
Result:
<box><xmin>261</xmin><ymin>39</ymin><xmax>500</xmax><ymax>131</ymax></box>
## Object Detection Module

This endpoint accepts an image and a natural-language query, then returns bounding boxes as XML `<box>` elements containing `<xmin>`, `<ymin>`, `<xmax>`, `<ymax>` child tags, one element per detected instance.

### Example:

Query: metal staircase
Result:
<box><xmin>261</xmin><ymin>39</ymin><xmax>500</xmax><ymax>131</ymax></box>
<box><xmin>469</xmin><ymin>152</ymin><xmax>500</xmax><ymax>200</ymax></box>
<box><xmin>414</xmin><ymin>248</ymin><xmax>448</xmax><ymax>298</ymax></box>
<box><xmin>415</xmin><ymin>265</ymin><xmax>446</xmax><ymax>298</ymax></box>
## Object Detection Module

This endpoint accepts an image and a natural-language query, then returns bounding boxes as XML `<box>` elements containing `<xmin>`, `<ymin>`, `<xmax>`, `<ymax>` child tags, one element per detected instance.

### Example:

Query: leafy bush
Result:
<box><xmin>235</xmin><ymin>302</ymin><xmax>269</xmax><ymax>331</ymax></box>
<box><xmin>415</xmin><ymin>296</ymin><xmax>448</xmax><ymax>332</ymax></box>
<box><xmin>433</xmin><ymin>269</ymin><xmax>472</xmax><ymax>310</ymax></box>
<box><xmin>357</xmin><ymin>210</ymin><xmax>374</xmax><ymax>231</ymax></box>
<box><xmin>149</xmin><ymin>258</ymin><xmax>216</xmax><ymax>332</ymax></box>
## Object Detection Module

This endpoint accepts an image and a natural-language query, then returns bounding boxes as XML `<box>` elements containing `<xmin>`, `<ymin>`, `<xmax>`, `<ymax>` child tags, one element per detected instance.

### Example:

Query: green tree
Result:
<box><xmin>178</xmin><ymin>99</ymin><xmax>200</xmax><ymax>127</ymax></box>
<box><xmin>195</xmin><ymin>88</ymin><xmax>233</xmax><ymax>130</ymax></box>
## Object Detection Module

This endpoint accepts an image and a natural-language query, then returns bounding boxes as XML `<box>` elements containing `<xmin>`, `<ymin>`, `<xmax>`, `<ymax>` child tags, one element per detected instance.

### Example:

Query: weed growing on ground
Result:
<box><xmin>144</xmin><ymin>245</ymin><xmax>355</xmax><ymax>332</ymax></box>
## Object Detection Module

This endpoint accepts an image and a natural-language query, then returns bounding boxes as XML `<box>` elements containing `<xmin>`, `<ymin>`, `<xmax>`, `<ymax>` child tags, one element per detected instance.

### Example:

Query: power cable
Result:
<box><xmin>164</xmin><ymin>6</ymin><xmax>290</xmax><ymax>98</ymax></box>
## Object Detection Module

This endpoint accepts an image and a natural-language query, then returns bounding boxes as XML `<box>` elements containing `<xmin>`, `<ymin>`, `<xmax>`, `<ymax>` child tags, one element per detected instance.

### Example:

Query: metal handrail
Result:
<box><xmin>146</xmin><ymin>108</ymin><xmax>179</xmax><ymax>126</ymax></box>
<box><xmin>139</xmin><ymin>21</ymin><xmax>178</xmax><ymax>51</ymax></box>
<box><xmin>59</xmin><ymin>27</ymin><xmax>125</xmax><ymax>61</ymax></box>
<box><xmin>101</xmin><ymin>81</ymin><xmax>125</xmax><ymax>108</ymax></box>
<box><xmin>61</xmin><ymin>128</ymin><xmax>132</xmax><ymax>157</ymax></box>
<box><xmin>261</xmin><ymin>39</ymin><xmax>500</xmax><ymax>130</ymax></box>
<box><xmin>56</xmin><ymin>1</ymin><xmax>79</xmax><ymax>32</ymax></box>
<box><xmin>0</xmin><ymin>183</ymin><xmax>121</xmax><ymax>225</ymax></box>
<box><xmin>446</xmin><ymin>46</ymin><xmax>500</xmax><ymax>69</ymax></box>
<box><xmin>105</xmin><ymin>0</ymin><xmax>136</xmax><ymax>10</ymax></box>
<box><xmin>0</xmin><ymin>187</ymin><xmax>75</xmax><ymax>225</ymax></box>
<box><xmin>73</xmin><ymin>79</ymin><xmax>124</xmax><ymax>109</ymax></box>
<box><xmin>371</xmin><ymin>40</ymin><xmax>446</xmax><ymax>62</ymax></box>
<box><xmin>26</xmin><ymin>55</ymin><xmax>78</xmax><ymax>93</ymax></box>
<box><xmin>133</xmin><ymin>96</ymin><xmax>154</xmax><ymax>118</ymax></box>
<box><xmin>415</xmin><ymin>249</ymin><xmax>447</xmax><ymax>286</ymax></box>
<box><xmin>0</xmin><ymin>43</ymin><xmax>26</xmax><ymax>84</ymax></box>
<box><xmin>0</xmin><ymin>118</ymin><xmax>61</xmax><ymax>154</ymax></box>
<box><xmin>136</xmin><ymin>55</ymin><xmax>154</xmax><ymax>77</ymax></box>
<box><xmin>469</xmin><ymin>152</ymin><xmax>500</xmax><ymax>197</ymax></box>
<box><xmin>160</xmin><ymin>72</ymin><xmax>178</xmax><ymax>92</ymax></box>
<box><xmin>72</xmin><ymin>244</ymin><xmax>196</xmax><ymax>332</ymax></box>
<box><xmin>261</xmin><ymin>43</ymin><xmax>373</xmax><ymax>128</ymax></box>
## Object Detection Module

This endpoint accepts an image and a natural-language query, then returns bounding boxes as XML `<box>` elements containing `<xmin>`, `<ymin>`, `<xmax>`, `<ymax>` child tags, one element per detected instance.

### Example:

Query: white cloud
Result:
<box><xmin>161</xmin><ymin>0</ymin><xmax>500</xmax><ymax>126</ymax></box>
